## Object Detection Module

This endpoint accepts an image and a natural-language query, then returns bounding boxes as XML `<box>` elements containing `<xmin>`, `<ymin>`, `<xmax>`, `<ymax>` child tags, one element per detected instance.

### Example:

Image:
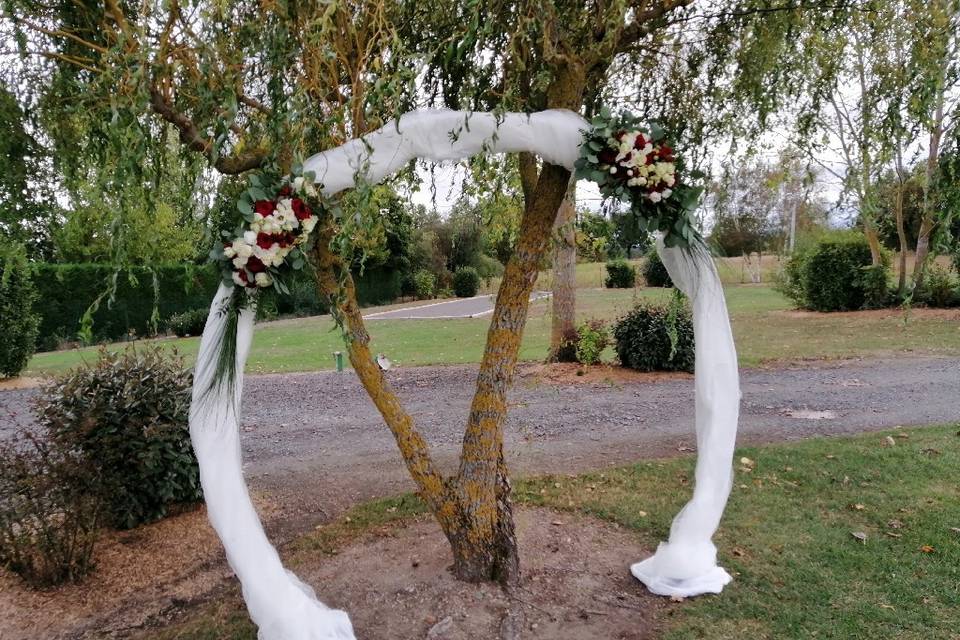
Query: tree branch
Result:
<box><xmin>148</xmin><ymin>86</ymin><xmax>267</xmax><ymax>174</ymax></box>
<box><xmin>617</xmin><ymin>0</ymin><xmax>696</xmax><ymax>52</ymax></box>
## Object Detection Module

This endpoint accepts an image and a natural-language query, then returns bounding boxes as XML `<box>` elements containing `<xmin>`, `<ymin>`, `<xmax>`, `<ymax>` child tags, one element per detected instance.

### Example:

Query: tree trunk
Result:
<box><xmin>453</xmin><ymin>162</ymin><xmax>572</xmax><ymax>582</ymax></box>
<box><xmin>862</xmin><ymin>218</ymin><xmax>884</xmax><ymax>266</ymax></box>
<box><xmin>548</xmin><ymin>185</ymin><xmax>577</xmax><ymax>362</ymax></box>
<box><xmin>912</xmin><ymin>62</ymin><xmax>946</xmax><ymax>291</ymax></box>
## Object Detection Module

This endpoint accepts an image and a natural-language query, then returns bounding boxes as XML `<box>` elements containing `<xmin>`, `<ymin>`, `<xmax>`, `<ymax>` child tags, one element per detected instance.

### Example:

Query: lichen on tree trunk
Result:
<box><xmin>309</xmin><ymin>162</ymin><xmax>571</xmax><ymax>585</ymax></box>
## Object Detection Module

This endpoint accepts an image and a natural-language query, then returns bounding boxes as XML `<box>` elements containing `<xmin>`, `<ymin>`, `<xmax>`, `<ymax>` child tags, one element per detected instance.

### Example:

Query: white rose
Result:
<box><xmin>293</xmin><ymin>176</ymin><xmax>305</xmax><ymax>193</ymax></box>
<box><xmin>232</xmin><ymin>255</ymin><xmax>248</xmax><ymax>268</ymax></box>
<box><xmin>223</xmin><ymin>246</ymin><xmax>236</xmax><ymax>258</ymax></box>
<box><xmin>236</xmin><ymin>243</ymin><xmax>253</xmax><ymax>259</ymax></box>
<box><xmin>305</xmin><ymin>182</ymin><xmax>318</xmax><ymax>197</ymax></box>
<box><xmin>649</xmin><ymin>191</ymin><xmax>662</xmax><ymax>203</ymax></box>
<box><xmin>243</xmin><ymin>230</ymin><xmax>257</xmax><ymax>245</ymax></box>
<box><xmin>255</xmin><ymin>272</ymin><xmax>273</xmax><ymax>287</ymax></box>
<box><xmin>302</xmin><ymin>217</ymin><xmax>317</xmax><ymax>234</ymax></box>
<box><xmin>662</xmin><ymin>188</ymin><xmax>673</xmax><ymax>199</ymax></box>
<box><xmin>232</xmin><ymin>271</ymin><xmax>247</xmax><ymax>286</ymax></box>
<box><xmin>609</xmin><ymin>166</ymin><xmax>617</xmax><ymax>174</ymax></box>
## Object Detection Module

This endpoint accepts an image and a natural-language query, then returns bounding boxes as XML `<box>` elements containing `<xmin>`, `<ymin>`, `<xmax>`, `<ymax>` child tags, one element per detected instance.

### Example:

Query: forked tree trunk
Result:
<box><xmin>548</xmin><ymin>186</ymin><xmax>577</xmax><ymax>361</ymax></box>
<box><xmin>310</xmin><ymin>162</ymin><xmax>571</xmax><ymax>585</ymax></box>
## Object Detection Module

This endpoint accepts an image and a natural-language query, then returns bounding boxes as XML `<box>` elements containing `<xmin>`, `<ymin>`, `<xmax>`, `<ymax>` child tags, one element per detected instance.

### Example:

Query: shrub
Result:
<box><xmin>0</xmin><ymin>433</ymin><xmax>103</xmax><ymax>587</ymax></box>
<box><xmin>452</xmin><ymin>267</ymin><xmax>480</xmax><ymax>297</ymax></box>
<box><xmin>642</xmin><ymin>249</ymin><xmax>673</xmax><ymax>288</ymax></box>
<box><xmin>36</xmin><ymin>347</ymin><xmax>201</xmax><ymax>529</ymax></box>
<box><xmin>604</xmin><ymin>259</ymin><xmax>636</xmax><ymax>288</ymax></box>
<box><xmin>802</xmin><ymin>236</ymin><xmax>883</xmax><ymax>311</ymax></box>
<box><xmin>861</xmin><ymin>264</ymin><xmax>891</xmax><ymax>310</ymax></box>
<box><xmin>412</xmin><ymin>269</ymin><xmax>436</xmax><ymax>299</ymax></box>
<box><xmin>0</xmin><ymin>245</ymin><xmax>40</xmax><ymax>377</ymax></box>
<box><xmin>915</xmin><ymin>264</ymin><xmax>958</xmax><ymax>308</ymax></box>
<box><xmin>165</xmin><ymin>308</ymin><xmax>209</xmax><ymax>337</ymax></box>
<box><xmin>613</xmin><ymin>299</ymin><xmax>694</xmax><ymax>372</ymax></box>
<box><xmin>775</xmin><ymin>248</ymin><xmax>811</xmax><ymax>307</ymax></box>
<box><xmin>575</xmin><ymin>319</ymin><xmax>610</xmax><ymax>365</ymax></box>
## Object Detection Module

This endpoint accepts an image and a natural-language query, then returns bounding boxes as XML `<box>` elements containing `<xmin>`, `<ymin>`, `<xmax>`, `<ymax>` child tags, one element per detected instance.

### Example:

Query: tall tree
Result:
<box><xmin>0</xmin><ymin>86</ymin><xmax>58</xmax><ymax>259</ymax></box>
<box><xmin>906</xmin><ymin>0</ymin><xmax>959</xmax><ymax>288</ymax></box>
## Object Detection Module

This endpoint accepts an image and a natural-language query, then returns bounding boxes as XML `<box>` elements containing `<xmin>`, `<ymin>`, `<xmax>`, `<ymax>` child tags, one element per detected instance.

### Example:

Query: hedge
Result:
<box><xmin>31</xmin><ymin>263</ymin><xmax>402</xmax><ymax>351</ymax></box>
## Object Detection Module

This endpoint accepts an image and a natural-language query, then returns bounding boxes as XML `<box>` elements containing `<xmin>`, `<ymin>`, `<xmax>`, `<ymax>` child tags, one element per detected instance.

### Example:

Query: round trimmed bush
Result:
<box><xmin>642</xmin><ymin>249</ymin><xmax>673</xmax><ymax>288</ymax></box>
<box><xmin>613</xmin><ymin>301</ymin><xmax>694</xmax><ymax>372</ymax></box>
<box><xmin>164</xmin><ymin>308</ymin><xmax>209</xmax><ymax>337</ymax></box>
<box><xmin>801</xmin><ymin>236</ymin><xmax>877</xmax><ymax>311</ymax></box>
<box><xmin>452</xmin><ymin>266</ymin><xmax>480</xmax><ymax>297</ymax></box>
<box><xmin>0</xmin><ymin>245</ymin><xmax>39</xmax><ymax>377</ymax></box>
<box><xmin>36</xmin><ymin>347</ymin><xmax>201</xmax><ymax>529</ymax></box>
<box><xmin>604</xmin><ymin>259</ymin><xmax>636</xmax><ymax>288</ymax></box>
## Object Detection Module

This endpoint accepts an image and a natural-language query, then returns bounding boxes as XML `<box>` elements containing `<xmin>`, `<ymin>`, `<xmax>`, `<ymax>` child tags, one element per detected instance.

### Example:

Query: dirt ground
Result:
<box><xmin>301</xmin><ymin>508</ymin><xmax>665</xmax><ymax>640</ymax></box>
<box><xmin>0</xmin><ymin>507</ymin><xmax>666</xmax><ymax>640</ymax></box>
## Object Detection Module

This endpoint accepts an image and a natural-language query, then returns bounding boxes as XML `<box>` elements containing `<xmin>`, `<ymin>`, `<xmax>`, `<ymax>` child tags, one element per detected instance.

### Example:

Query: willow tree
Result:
<box><xmin>6</xmin><ymin>0</ymin><xmax>873</xmax><ymax>588</ymax></box>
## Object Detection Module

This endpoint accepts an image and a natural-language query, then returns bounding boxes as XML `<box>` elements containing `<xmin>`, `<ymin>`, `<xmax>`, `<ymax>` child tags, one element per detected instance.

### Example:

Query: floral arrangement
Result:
<box><xmin>211</xmin><ymin>170</ymin><xmax>322</xmax><ymax>295</ymax></box>
<box><xmin>575</xmin><ymin>108</ymin><xmax>703</xmax><ymax>248</ymax></box>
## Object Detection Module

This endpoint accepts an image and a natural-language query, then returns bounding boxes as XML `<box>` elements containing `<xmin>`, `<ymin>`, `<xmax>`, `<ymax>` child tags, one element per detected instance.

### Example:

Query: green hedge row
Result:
<box><xmin>31</xmin><ymin>263</ymin><xmax>402</xmax><ymax>351</ymax></box>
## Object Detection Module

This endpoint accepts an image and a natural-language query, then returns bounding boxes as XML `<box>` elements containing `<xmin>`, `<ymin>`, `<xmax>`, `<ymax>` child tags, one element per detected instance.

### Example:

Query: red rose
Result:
<box><xmin>256</xmin><ymin>233</ymin><xmax>276</xmax><ymax>249</ymax></box>
<box><xmin>279</xmin><ymin>185</ymin><xmax>292</xmax><ymax>197</ymax></box>
<box><xmin>615</xmin><ymin>130</ymin><xmax>626</xmax><ymax>141</ymax></box>
<box><xmin>634</xmin><ymin>134</ymin><xmax>647</xmax><ymax>150</ymax></box>
<box><xmin>598</xmin><ymin>148</ymin><xmax>617</xmax><ymax>164</ymax></box>
<box><xmin>291</xmin><ymin>198</ymin><xmax>312</xmax><ymax>220</ymax></box>
<box><xmin>246</xmin><ymin>256</ymin><xmax>267</xmax><ymax>273</ymax></box>
<box><xmin>254</xmin><ymin>200</ymin><xmax>276</xmax><ymax>216</ymax></box>
<box><xmin>645</xmin><ymin>154</ymin><xmax>654</xmax><ymax>165</ymax></box>
<box><xmin>283</xmin><ymin>231</ymin><xmax>296</xmax><ymax>246</ymax></box>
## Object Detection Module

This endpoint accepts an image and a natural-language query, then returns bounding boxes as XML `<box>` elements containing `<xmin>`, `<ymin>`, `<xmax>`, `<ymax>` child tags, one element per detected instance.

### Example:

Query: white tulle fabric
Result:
<box><xmin>190</xmin><ymin>109</ymin><xmax>741</xmax><ymax>639</ymax></box>
<box><xmin>629</xmin><ymin>240</ymin><xmax>741</xmax><ymax>597</ymax></box>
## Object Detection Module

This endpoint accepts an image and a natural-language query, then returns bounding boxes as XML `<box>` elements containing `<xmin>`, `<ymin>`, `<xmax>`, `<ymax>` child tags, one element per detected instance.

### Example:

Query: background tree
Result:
<box><xmin>0</xmin><ymin>85</ymin><xmax>58</xmax><ymax>259</ymax></box>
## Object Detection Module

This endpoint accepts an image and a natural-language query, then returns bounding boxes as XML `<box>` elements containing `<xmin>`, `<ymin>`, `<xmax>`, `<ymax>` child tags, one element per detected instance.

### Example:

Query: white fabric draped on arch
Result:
<box><xmin>189</xmin><ymin>109</ymin><xmax>740</xmax><ymax>639</ymax></box>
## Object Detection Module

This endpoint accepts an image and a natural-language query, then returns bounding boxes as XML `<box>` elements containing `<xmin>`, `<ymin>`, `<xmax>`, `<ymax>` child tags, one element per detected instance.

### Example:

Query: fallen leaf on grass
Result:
<box><xmin>950</xmin><ymin>527</ymin><xmax>960</xmax><ymax>535</ymax></box>
<box><xmin>882</xmin><ymin>436</ymin><xmax>896</xmax><ymax>447</ymax></box>
<box><xmin>888</xmin><ymin>519</ymin><xmax>904</xmax><ymax>529</ymax></box>
<box><xmin>849</xmin><ymin>503</ymin><xmax>866</xmax><ymax>511</ymax></box>
<box><xmin>669</xmin><ymin>595</ymin><xmax>685</xmax><ymax>602</ymax></box>
<box><xmin>885</xmin><ymin>532</ymin><xmax>902</xmax><ymax>539</ymax></box>
<box><xmin>851</xmin><ymin>531</ymin><xmax>868</xmax><ymax>543</ymax></box>
<box><xmin>879</xmin><ymin>604</ymin><xmax>895</xmax><ymax>610</ymax></box>
<box><xmin>920</xmin><ymin>545</ymin><xmax>936</xmax><ymax>553</ymax></box>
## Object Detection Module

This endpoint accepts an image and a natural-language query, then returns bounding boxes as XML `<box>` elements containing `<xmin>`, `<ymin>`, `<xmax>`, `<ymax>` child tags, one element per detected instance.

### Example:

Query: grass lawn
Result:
<box><xmin>149</xmin><ymin>424</ymin><xmax>960</xmax><ymax>639</ymax></box>
<box><xmin>25</xmin><ymin>280</ymin><xmax>960</xmax><ymax>377</ymax></box>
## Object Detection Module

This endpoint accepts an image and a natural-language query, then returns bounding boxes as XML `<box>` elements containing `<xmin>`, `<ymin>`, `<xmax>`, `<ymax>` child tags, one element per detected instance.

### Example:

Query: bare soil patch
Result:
<box><xmin>519</xmin><ymin>362</ymin><xmax>690</xmax><ymax>386</ymax></box>
<box><xmin>307</xmin><ymin>507</ymin><xmax>664</xmax><ymax>640</ymax></box>
<box><xmin>777</xmin><ymin>307</ymin><xmax>960</xmax><ymax>320</ymax></box>
<box><xmin>0</xmin><ymin>377</ymin><xmax>42</xmax><ymax>391</ymax></box>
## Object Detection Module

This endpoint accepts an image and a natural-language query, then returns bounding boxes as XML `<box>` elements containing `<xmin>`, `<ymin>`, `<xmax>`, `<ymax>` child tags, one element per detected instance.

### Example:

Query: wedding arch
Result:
<box><xmin>189</xmin><ymin>109</ymin><xmax>741</xmax><ymax>639</ymax></box>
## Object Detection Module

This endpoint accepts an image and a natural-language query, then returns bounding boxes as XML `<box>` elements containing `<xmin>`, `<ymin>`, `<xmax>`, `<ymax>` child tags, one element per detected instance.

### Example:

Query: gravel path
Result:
<box><xmin>2</xmin><ymin>356</ymin><xmax>958</xmax><ymax>528</ymax></box>
<box><xmin>363</xmin><ymin>291</ymin><xmax>550</xmax><ymax>319</ymax></box>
